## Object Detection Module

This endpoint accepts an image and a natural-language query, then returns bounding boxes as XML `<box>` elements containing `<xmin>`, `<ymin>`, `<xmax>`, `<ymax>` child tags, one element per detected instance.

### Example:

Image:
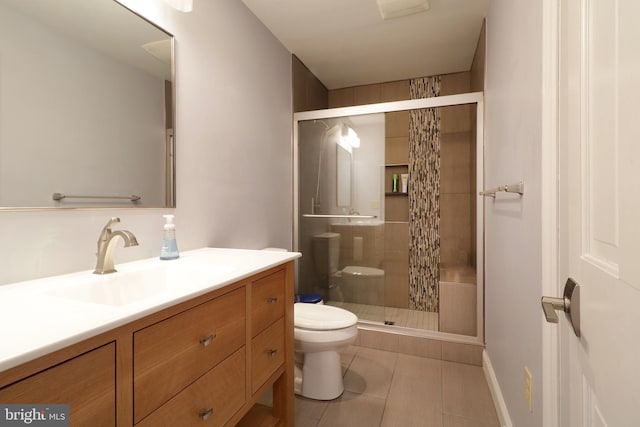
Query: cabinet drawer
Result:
<box><xmin>251</xmin><ymin>317</ymin><xmax>285</xmax><ymax>394</ymax></box>
<box><xmin>137</xmin><ymin>347</ymin><xmax>246</xmax><ymax>427</ymax></box>
<box><xmin>134</xmin><ymin>288</ymin><xmax>246</xmax><ymax>423</ymax></box>
<box><xmin>0</xmin><ymin>343</ymin><xmax>116</xmax><ymax>427</ymax></box>
<box><xmin>251</xmin><ymin>270</ymin><xmax>285</xmax><ymax>337</ymax></box>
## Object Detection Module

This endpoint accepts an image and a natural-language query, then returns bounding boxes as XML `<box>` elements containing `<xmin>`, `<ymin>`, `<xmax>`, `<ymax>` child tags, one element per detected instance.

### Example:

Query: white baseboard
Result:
<box><xmin>483</xmin><ymin>349</ymin><xmax>513</xmax><ymax>427</ymax></box>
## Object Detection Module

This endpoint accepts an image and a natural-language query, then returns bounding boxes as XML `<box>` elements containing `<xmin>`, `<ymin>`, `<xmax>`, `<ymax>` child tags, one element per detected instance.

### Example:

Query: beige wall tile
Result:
<box><xmin>385</xmin><ymin>111</ymin><xmax>410</xmax><ymax>138</ymax></box>
<box><xmin>384</xmin><ymin>222</ymin><xmax>409</xmax><ymax>250</ymax></box>
<box><xmin>398</xmin><ymin>335</ymin><xmax>442</xmax><ymax>359</ymax></box>
<box><xmin>357</xmin><ymin>329</ymin><xmax>399</xmax><ymax>353</ymax></box>
<box><xmin>440</xmin><ymin>282</ymin><xmax>477</xmax><ymax>336</ymax></box>
<box><xmin>292</xmin><ymin>55</ymin><xmax>328</xmax><ymax>112</ymax></box>
<box><xmin>440</xmin><ymin>132</ymin><xmax>472</xmax><ymax>194</ymax></box>
<box><xmin>328</xmin><ymin>87</ymin><xmax>355</xmax><ymax>108</ymax></box>
<box><xmin>440</xmin><ymin>72</ymin><xmax>471</xmax><ymax>96</ymax></box>
<box><xmin>442</xmin><ymin>361</ymin><xmax>499</xmax><ymax>424</ymax></box>
<box><xmin>381</xmin><ymin>80</ymin><xmax>410</xmax><ymax>102</ymax></box>
<box><xmin>470</xmin><ymin>20</ymin><xmax>486</xmax><ymax>93</ymax></box>
<box><xmin>354</xmin><ymin>84</ymin><xmax>382</xmax><ymax>105</ymax></box>
<box><xmin>385</xmin><ymin>136</ymin><xmax>409</xmax><ymax>164</ymax></box>
<box><xmin>441</xmin><ymin>342</ymin><xmax>483</xmax><ymax>366</ymax></box>
<box><xmin>440</xmin><ymin>194</ymin><xmax>471</xmax><ymax>266</ymax></box>
<box><xmin>384</xmin><ymin>267</ymin><xmax>409</xmax><ymax>308</ymax></box>
<box><xmin>385</xmin><ymin>198</ymin><xmax>409</xmax><ymax>222</ymax></box>
<box><xmin>441</xmin><ymin>104</ymin><xmax>472</xmax><ymax>133</ymax></box>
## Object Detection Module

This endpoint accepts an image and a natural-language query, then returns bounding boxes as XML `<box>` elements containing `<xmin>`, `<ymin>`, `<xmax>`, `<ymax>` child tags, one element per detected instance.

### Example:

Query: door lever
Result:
<box><xmin>541</xmin><ymin>278</ymin><xmax>580</xmax><ymax>337</ymax></box>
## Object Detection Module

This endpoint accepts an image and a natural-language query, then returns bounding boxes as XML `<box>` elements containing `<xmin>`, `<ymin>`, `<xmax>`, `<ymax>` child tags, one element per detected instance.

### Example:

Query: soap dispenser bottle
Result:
<box><xmin>160</xmin><ymin>214</ymin><xmax>179</xmax><ymax>260</ymax></box>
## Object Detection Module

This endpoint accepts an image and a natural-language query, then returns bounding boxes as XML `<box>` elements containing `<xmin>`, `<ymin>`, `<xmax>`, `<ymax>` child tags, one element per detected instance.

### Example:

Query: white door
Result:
<box><xmin>556</xmin><ymin>0</ymin><xmax>640</xmax><ymax>425</ymax></box>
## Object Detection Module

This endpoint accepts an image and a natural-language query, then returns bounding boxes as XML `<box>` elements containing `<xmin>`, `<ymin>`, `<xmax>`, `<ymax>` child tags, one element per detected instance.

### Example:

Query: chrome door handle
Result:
<box><xmin>541</xmin><ymin>278</ymin><xmax>580</xmax><ymax>337</ymax></box>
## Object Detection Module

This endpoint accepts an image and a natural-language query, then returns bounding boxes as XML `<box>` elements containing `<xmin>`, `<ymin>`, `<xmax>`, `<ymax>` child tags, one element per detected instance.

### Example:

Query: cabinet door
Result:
<box><xmin>251</xmin><ymin>318</ymin><xmax>285</xmax><ymax>394</ymax></box>
<box><xmin>134</xmin><ymin>288</ymin><xmax>245</xmax><ymax>422</ymax></box>
<box><xmin>251</xmin><ymin>270</ymin><xmax>285</xmax><ymax>337</ymax></box>
<box><xmin>0</xmin><ymin>343</ymin><xmax>116</xmax><ymax>427</ymax></box>
<box><xmin>136</xmin><ymin>348</ymin><xmax>245</xmax><ymax>427</ymax></box>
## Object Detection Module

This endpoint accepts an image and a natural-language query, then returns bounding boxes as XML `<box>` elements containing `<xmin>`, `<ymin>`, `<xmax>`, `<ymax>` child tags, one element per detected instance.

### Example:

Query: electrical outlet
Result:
<box><xmin>524</xmin><ymin>367</ymin><xmax>533</xmax><ymax>412</ymax></box>
<box><xmin>370</xmin><ymin>199</ymin><xmax>379</xmax><ymax>210</ymax></box>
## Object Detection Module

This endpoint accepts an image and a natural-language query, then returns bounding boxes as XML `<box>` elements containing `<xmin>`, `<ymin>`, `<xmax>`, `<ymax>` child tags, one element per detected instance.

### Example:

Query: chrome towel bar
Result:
<box><xmin>53</xmin><ymin>193</ymin><xmax>141</xmax><ymax>202</ymax></box>
<box><xmin>479</xmin><ymin>181</ymin><xmax>524</xmax><ymax>198</ymax></box>
<box><xmin>302</xmin><ymin>214</ymin><xmax>377</xmax><ymax>219</ymax></box>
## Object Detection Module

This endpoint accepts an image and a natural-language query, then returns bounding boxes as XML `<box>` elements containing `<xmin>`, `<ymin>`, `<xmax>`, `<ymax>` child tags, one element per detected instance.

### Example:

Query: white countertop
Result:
<box><xmin>0</xmin><ymin>248</ymin><xmax>300</xmax><ymax>372</ymax></box>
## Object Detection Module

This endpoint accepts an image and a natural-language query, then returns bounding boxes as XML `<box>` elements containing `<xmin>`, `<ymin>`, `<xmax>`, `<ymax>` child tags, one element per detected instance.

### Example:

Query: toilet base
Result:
<box><xmin>297</xmin><ymin>350</ymin><xmax>344</xmax><ymax>400</ymax></box>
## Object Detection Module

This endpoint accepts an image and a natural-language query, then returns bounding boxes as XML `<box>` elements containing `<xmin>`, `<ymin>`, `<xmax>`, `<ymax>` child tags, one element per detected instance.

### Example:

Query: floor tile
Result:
<box><xmin>317</xmin><ymin>391</ymin><xmax>386</xmax><ymax>427</ymax></box>
<box><xmin>340</xmin><ymin>345</ymin><xmax>358</xmax><ymax>376</ymax></box>
<box><xmin>295</xmin><ymin>414</ymin><xmax>320</xmax><ymax>427</ymax></box>
<box><xmin>295</xmin><ymin>395</ymin><xmax>329</xmax><ymax>421</ymax></box>
<box><xmin>443</xmin><ymin>413</ymin><xmax>500</xmax><ymax>427</ymax></box>
<box><xmin>343</xmin><ymin>347</ymin><xmax>397</xmax><ymax>399</ymax></box>
<box><xmin>442</xmin><ymin>361</ymin><xmax>499</xmax><ymax>425</ymax></box>
<box><xmin>382</xmin><ymin>354</ymin><xmax>443</xmax><ymax>427</ymax></box>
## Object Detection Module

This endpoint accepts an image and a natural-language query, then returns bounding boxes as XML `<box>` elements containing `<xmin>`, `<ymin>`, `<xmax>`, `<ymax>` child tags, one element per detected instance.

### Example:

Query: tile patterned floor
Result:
<box><xmin>327</xmin><ymin>301</ymin><xmax>439</xmax><ymax>331</ymax></box>
<box><xmin>295</xmin><ymin>345</ymin><xmax>500</xmax><ymax>427</ymax></box>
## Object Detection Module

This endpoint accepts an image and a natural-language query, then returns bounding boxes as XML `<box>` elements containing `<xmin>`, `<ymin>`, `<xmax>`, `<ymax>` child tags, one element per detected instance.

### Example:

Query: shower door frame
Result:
<box><xmin>293</xmin><ymin>92</ymin><xmax>485</xmax><ymax>345</ymax></box>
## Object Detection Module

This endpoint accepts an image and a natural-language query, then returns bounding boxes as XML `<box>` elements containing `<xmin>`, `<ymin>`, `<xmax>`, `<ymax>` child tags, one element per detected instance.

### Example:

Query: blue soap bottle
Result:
<box><xmin>160</xmin><ymin>214</ymin><xmax>179</xmax><ymax>260</ymax></box>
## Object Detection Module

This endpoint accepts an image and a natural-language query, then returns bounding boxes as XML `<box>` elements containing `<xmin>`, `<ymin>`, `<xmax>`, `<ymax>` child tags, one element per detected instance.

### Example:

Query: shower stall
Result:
<box><xmin>294</xmin><ymin>90</ymin><xmax>484</xmax><ymax>342</ymax></box>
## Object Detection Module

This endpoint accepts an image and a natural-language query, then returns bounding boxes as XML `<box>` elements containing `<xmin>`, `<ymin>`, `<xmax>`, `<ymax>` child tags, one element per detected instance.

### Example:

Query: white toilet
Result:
<box><xmin>294</xmin><ymin>302</ymin><xmax>358</xmax><ymax>400</ymax></box>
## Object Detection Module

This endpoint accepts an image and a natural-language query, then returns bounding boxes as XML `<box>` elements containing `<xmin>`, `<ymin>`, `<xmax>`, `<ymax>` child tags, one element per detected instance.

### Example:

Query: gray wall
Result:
<box><xmin>484</xmin><ymin>0</ymin><xmax>543</xmax><ymax>426</ymax></box>
<box><xmin>0</xmin><ymin>0</ymin><xmax>293</xmax><ymax>285</ymax></box>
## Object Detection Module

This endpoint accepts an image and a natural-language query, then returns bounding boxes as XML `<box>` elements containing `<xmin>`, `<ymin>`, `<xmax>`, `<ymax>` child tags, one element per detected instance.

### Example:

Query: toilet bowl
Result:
<box><xmin>339</xmin><ymin>266</ymin><xmax>385</xmax><ymax>305</ymax></box>
<box><xmin>294</xmin><ymin>303</ymin><xmax>358</xmax><ymax>400</ymax></box>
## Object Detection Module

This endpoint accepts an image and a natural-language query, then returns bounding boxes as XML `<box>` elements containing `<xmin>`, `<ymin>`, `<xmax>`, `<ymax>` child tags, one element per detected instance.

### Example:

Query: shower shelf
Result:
<box><xmin>385</xmin><ymin>192</ymin><xmax>408</xmax><ymax>196</ymax></box>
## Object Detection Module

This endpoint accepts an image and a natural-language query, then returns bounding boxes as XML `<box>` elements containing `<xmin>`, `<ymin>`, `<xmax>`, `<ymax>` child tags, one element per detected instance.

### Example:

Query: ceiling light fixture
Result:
<box><xmin>376</xmin><ymin>0</ymin><xmax>430</xmax><ymax>20</ymax></box>
<box><xmin>341</xmin><ymin>126</ymin><xmax>360</xmax><ymax>148</ymax></box>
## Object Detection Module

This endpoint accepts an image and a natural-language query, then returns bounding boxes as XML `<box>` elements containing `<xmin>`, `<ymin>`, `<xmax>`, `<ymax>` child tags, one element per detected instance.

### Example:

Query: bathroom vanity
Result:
<box><xmin>0</xmin><ymin>248</ymin><xmax>299</xmax><ymax>427</ymax></box>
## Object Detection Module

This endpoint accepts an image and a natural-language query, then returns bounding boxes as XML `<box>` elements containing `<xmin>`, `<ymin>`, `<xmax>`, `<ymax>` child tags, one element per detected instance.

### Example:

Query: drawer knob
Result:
<box><xmin>199</xmin><ymin>334</ymin><xmax>216</xmax><ymax>347</ymax></box>
<box><xmin>267</xmin><ymin>349</ymin><xmax>278</xmax><ymax>357</ymax></box>
<box><xmin>267</xmin><ymin>297</ymin><xmax>279</xmax><ymax>304</ymax></box>
<box><xmin>198</xmin><ymin>408</ymin><xmax>214</xmax><ymax>421</ymax></box>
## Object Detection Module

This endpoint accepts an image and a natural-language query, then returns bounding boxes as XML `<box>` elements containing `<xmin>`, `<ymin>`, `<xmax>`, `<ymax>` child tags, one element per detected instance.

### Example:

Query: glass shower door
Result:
<box><xmin>297</xmin><ymin>115</ymin><xmax>386</xmax><ymax>324</ymax></box>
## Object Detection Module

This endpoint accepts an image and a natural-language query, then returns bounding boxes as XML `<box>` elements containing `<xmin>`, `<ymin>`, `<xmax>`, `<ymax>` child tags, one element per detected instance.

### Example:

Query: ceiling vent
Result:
<box><xmin>376</xmin><ymin>0</ymin><xmax>430</xmax><ymax>20</ymax></box>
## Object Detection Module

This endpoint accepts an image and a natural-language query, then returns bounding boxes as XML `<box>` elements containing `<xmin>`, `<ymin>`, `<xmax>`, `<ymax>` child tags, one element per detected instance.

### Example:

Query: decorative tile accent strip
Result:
<box><xmin>408</xmin><ymin>77</ymin><xmax>441</xmax><ymax>312</ymax></box>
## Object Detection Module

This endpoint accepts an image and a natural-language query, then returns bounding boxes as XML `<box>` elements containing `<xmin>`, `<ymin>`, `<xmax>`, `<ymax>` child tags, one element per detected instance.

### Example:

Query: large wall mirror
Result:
<box><xmin>0</xmin><ymin>0</ymin><xmax>175</xmax><ymax>208</ymax></box>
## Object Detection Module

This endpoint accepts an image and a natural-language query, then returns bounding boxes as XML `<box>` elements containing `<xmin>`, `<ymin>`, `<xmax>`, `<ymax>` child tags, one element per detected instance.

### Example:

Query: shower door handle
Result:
<box><xmin>541</xmin><ymin>278</ymin><xmax>580</xmax><ymax>337</ymax></box>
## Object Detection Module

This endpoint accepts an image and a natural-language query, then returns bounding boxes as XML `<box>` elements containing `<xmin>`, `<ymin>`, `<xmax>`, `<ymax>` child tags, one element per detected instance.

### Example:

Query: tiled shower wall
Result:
<box><xmin>329</xmin><ymin>72</ymin><xmax>476</xmax><ymax>313</ymax></box>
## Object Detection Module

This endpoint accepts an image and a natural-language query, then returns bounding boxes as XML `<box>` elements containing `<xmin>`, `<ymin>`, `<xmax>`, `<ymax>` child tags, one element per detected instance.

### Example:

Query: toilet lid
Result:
<box><xmin>294</xmin><ymin>303</ymin><xmax>358</xmax><ymax>330</ymax></box>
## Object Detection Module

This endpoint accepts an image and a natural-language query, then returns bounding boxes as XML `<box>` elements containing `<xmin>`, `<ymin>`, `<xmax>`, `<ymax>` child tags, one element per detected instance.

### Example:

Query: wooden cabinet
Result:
<box><xmin>251</xmin><ymin>318</ymin><xmax>285</xmax><ymax>394</ymax></box>
<box><xmin>252</xmin><ymin>270</ymin><xmax>285</xmax><ymax>336</ymax></box>
<box><xmin>133</xmin><ymin>288</ymin><xmax>246</xmax><ymax>422</ymax></box>
<box><xmin>136</xmin><ymin>348</ymin><xmax>246</xmax><ymax>427</ymax></box>
<box><xmin>0</xmin><ymin>261</ymin><xmax>295</xmax><ymax>427</ymax></box>
<box><xmin>0</xmin><ymin>343</ymin><xmax>116</xmax><ymax>427</ymax></box>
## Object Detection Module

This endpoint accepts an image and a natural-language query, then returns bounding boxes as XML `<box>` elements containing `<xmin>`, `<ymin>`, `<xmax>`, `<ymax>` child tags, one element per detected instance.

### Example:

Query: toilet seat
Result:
<box><xmin>294</xmin><ymin>303</ymin><xmax>357</xmax><ymax>331</ymax></box>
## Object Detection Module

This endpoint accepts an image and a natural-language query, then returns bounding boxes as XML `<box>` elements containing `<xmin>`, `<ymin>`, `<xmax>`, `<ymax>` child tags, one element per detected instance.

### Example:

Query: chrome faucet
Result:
<box><xmin>94</xmin><ymin>217</ymin><xmax>139</xmax><ymax>274</ymax></box>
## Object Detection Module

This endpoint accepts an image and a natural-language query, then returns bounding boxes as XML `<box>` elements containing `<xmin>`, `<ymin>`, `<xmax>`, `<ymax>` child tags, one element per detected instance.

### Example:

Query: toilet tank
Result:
<box><xmin>311</xmin><ymin>232</ymin><xmax>340</xmax><ymax>275</ymax></box>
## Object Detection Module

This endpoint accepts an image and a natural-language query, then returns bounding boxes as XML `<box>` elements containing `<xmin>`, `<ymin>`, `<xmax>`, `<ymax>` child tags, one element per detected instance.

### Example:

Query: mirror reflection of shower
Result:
<box><xmin>310</xmin><ymin>120</ymin><xmax>362</xmax><ymax>215</ymax></box>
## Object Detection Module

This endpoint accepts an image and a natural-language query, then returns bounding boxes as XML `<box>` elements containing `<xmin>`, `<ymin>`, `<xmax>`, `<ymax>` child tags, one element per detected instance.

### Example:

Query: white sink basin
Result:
<box><xmin>46</xmin><ymin>262</ymin><xmax>236</xmax><ymax>307</ymax></box>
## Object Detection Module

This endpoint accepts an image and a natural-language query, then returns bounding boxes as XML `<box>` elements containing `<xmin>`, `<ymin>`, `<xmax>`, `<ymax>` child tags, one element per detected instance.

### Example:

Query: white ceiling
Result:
<box><xmin>241</xmin><ymin>0</ymin><xmax>489</xmax><ymax>90</ymax></box>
